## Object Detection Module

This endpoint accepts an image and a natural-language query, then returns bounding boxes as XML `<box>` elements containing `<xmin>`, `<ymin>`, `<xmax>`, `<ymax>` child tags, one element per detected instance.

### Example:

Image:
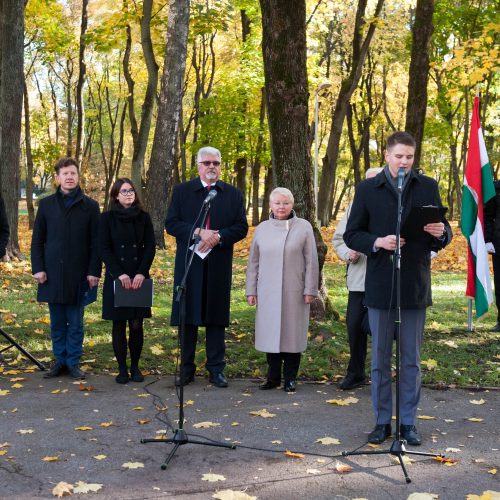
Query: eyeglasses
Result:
<box><xmin>199</xmin><ymin>161</ymin><xmax>221</xmax><ymax>167</ymax></box>
<box><xmin>119</xmin><ymin>189</ymin><xmax>135</xmax><ymax>196</ymax></box>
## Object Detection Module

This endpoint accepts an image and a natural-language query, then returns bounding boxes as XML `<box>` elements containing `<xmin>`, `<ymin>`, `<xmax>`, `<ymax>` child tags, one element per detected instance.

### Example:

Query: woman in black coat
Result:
<box><xmin>99</xmin><ymin>178</ymin><xmax>156</xmax><ymax>384</ymax></box>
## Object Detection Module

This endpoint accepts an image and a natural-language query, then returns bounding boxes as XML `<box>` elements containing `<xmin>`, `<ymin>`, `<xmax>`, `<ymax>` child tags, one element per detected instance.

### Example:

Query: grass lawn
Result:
<box><xmin>1</xmin><ymin>245</ymin><xmax>498</xmax><ymax>387</ymax></box>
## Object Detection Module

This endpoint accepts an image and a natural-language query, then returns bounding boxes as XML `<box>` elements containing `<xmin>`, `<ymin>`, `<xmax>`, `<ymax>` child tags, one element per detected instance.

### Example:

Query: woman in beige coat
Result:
<box><xmin>246</xmin><ymin>188</ymin><xmax>319</xmax><ymax>392</ymax></box>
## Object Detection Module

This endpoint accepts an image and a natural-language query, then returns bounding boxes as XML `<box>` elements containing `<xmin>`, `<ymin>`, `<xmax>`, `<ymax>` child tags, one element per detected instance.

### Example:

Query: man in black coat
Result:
<box><xmin>344</xmin><ymin>132</ymin><xmax>452</xmax><ymax>446</ymax></box>
<box><xmin>0</xmin><ymin>196</ymin><xmax>9</xmax><ymax>259</ymax></box>
<box><xmin>31</xmin><ymin>158</ymin><xmax>101</xmax><ymax>379</ymax></box>
<box><xmin>165</xmin><ymin>146</ymin><xmax>248</xmax><ymax>388</ymax></box>
<box><xmin>484</xmin><ymin>180</ymin><xmax>500</xmax><ymax>331</ymax></box>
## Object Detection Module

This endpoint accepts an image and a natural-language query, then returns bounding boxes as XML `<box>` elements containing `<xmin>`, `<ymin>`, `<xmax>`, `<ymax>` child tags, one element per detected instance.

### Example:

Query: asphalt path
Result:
<box><xmin>0</xmin><ymin>371</ymin><xmax>498</xmax><ymax>499</ymax></box>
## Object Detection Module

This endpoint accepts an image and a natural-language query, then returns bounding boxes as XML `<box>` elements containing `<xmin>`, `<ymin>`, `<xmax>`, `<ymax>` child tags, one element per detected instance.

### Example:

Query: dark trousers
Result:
<box><xmin>266</xmin><ymin>352</ymin><xmax>301</xmax><ymax>383</ymax></box>
<box><xmin>493</xmin><ymin>253</ymin><xmax>500</xmax><ymax>322</ymax></box>
<box><xmin>181</xmin><ymin>324</ymin><xmax>226</xmax><ymax>377</ymax></box>
<box><xmin>345</xmin><ymin>291</ymin><xmax>370</xmax><ymax>378</ymax></box>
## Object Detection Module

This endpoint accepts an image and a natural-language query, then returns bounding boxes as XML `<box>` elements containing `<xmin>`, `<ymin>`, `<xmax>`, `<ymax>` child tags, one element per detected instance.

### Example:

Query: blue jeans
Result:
<box><xmin>48</xmin><ymin>301</ymin><xmax>85</xmax><ymax>367</ymax></box>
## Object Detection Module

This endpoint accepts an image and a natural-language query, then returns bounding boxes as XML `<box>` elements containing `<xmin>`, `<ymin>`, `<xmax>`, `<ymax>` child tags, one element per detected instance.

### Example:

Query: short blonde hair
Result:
<box><xmin>270</xmin><ymin>187</ymin><xmax>294</xmax><ymax>205</ymax></box>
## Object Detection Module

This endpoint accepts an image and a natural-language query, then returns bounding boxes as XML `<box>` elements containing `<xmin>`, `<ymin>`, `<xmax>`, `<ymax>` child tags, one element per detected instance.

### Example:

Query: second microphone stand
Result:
<box><xmin>342</xmin><ymin>171</ymin><xmax>442</xmax><ymax>483</ymax></box>
<box><xmin>141</xmin><ymin>198</ymin><xmax>235</xmax><ymax>470</ymax></box>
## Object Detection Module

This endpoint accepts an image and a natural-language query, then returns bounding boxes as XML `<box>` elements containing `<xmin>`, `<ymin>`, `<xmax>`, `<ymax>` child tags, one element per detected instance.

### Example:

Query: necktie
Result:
<box><xmin>205</xmin><ymin>185</ymin><xmax>211</xmax><ymax>230</ymax></box>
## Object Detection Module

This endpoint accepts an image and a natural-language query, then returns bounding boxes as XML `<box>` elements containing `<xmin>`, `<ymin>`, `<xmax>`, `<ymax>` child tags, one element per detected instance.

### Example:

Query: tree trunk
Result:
<box><xmin>260</xmin><ymin>164</ymin><xmax>273</xmax><ymax>223</ymax></box>
<box><xmin>251</xmin><ymin>87</ymin><xmax>266</xmax><ymax>225</ymax></box>
<box><xmin>0</xmin><ymin>0</ymin><xmax>24</xmax><ymax>259</ymax></box>
<box><xmin>260</xmin><ymin>0</ymin><xmax>331</xmax><ymax>319</ymax></box>
<box><xmin>75</xmin><ymin>0</ymin><xmax>88</xmax><ymax>164</ymax></box>
<box><xmin>317</xmin><ymin>0</ymin><xmax>385</xmax><ymax>226</ymax></box>
<box><xmin>405</xmin><ymin>0</ymin><xmax>434</xmax><ymax>169</ymax></box>
<box><xmin>23</xmin><ymin>79</ymin><xmax>35</xmax><ymax>229</ymax></box>
<box><xmin>144</xmin><ymin>0</ymin><xmax>190</xmax><ymax>247</ymax></box>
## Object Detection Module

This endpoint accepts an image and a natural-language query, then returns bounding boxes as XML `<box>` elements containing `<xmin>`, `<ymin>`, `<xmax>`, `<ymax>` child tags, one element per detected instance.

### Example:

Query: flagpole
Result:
<box><xmin>467</xmin><ymin>298</ymin><xmax>474</xmax><ymax>332</ymax></box>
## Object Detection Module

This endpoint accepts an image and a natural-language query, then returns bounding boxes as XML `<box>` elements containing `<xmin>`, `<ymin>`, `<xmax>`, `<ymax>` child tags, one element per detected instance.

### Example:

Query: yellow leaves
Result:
<box><xmin>122</xmin><ymin>462</ymin><xmax>144</xmax><ymax>469</ymax></box>
<box><xmin>392</xmin><ymin>455</ymin><xmax>415</xmax><ymax>465</ymax></box>
<box><xmin>192</xmin><ymin>421</ymin><xmax>220</xmax><ymax>429</ymax></box>
<box><xmin>137</xmin><ymin>418</ymin><xmax>151</xmax><ymax>425</ymax></box>
<box><xmin>42</xmin><ymin>456</ymin><xmax>60</xmax><ymax>462</ymax></box>
<box><xmin>213</xmin><ymin>490</ymin><xmax>256</xmax><ymax>500</ymax></box>
<box><xmin>93</xmin><ymin>455</ymin><xmax>107</xmax><ymax>460</ymax></box>
<box><xmin>11</xmin><ymin>383</ymin><xmax>23</xmax><ymax>389</ymax></box>
<box><xmin>132</xmin><ymin>407</ymin><xmax>144</xmax><ymax>411</ymax></box>
<box><xmin>99</xmin><ymin>421</ymin><xmax>113</xmax><ymax>428</ymax></box>
<box><xmin>74</xmin><ymin>426</ymin><xmax>93</xmax><ymax>431</ymax></box>
<box><xmin>417</xmin><ymin>415</ymin><xmax>437</xmax><ymax>420</ymax></box>
<box><xmin>315</xmin><ymin>437</ymin><xmax>340</xmax><ymax>445</ymax></box>
<box><xmin>201</xmin><ymin>473</ymin><xmax>226</xmax><ymax>482</ymax></box>
<box><xmin>468</xmin><ymin>418</ymin><xmax>484</xmax><ymax>422</ymax></box>
<box><xmin>407</xmin><ymin>494</ymin><xmax>439</xmax><ymax>500</ymax></box>
<box><xmin>284</xmin><ymin>450</ymin><xmax>304</xmax><ymax>459</ymax></box>
<box><xmin>17</xmin><ymin>429</ymin><xmax>34</xmax><ymax>434</ymax></box>
<box><xmin>325</xmin><ymin>397</ymin><xmax>358</xmax><ymax>406</ymax></box>
<box><xmin>231</xmin><ymin>422</ymin><xmax>239</xmax><ymax>427</ymax></box>
<box><xmin>466</xmin><ymin>492</ymin><xmax>500</xmax><ymax>500</ymax></box>
<box><xmin>271</xmin><ymin>440</ymin><xmax>282</xmax><ymax>444</ymax></box>
<box><xmin>434</xmin><ymin>456</ymin><xmax>459</xmax><ymax>464</ymax></box>
<box><xmin>0</xmin><ymin>389</ymin><xmax>11</xmax><ymax>396</ymax></box>
<box><xmin>469</xmin><ymin>398</ymin><xmax>486</xmax><ymax>405</ymax></box>
<box><xmin>249</xmin><ymin>409</ymin><xmax>276</xmax><ymax>418</ymax></box>
<box><xmin>487</xmin><ymin>469</ymin><xmax>497</xmax><ymax>475</ymax></box>
<box><xmin>73</xmin><ymin>482</ymin><xmax>103</xmax><ymax>494</ymax></box>
<box><xmin>445</xmin><ymin>447</ymin><xmax>461</xmax><ymax>453</ymax></box>
<box><xmin>9</xmin><ymin>377</ymin><xmax>25</xmax><ymax>382</ymax></box>
<box><xmin>150</xmin><ymin>344</ymin><xmax>164</xmax><ymax>355</ymax></box>
<box><xmin>52</xmin><ymin>481</ymin><xmax>73</xmax><ymax>497</ymax></box>
<box><xmin>421</xmin><ymin>358</ymin><xmax>438</xmax><ymax>370</ymax></box>
<box><xmin>334</xmin><ymin>462</ymin><xmax>353</xmax><ymax>473</ymax></box>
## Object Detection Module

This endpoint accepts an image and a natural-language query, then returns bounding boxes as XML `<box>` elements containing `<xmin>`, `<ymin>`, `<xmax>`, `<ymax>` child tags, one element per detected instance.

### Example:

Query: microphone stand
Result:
<box><xmin>342</xmin><ymin>170</ymin><xmax>442</xmax><ymax>483</ymax></box>
<box><xmin>141</xmin><ymin>198</ymin><xmax>235</xmax><ymax>470</ymax></box>
<box><xmin>0</xmin><ymin>326</ymin><xmax>46</xmax><ymax>370</ymax></box>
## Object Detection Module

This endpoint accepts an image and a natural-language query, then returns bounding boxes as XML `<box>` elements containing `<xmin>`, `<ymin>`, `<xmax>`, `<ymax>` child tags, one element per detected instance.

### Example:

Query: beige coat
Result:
<box><xmin>246</xmin><ymin>214</ymin><xmax>319</xmax><ymax>353</ymax></box>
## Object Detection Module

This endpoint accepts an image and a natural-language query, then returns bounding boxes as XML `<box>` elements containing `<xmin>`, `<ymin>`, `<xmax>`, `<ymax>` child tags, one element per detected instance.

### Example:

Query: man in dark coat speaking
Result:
<box><xmin>31</xmin><ymin>158</ymin><xmax>101</xmax><ymax>379</ymax></box>
<box><xmin>0</xmin><ymin>196</ymin><xmax>9</xmax><ymax>259</ymax></box>
<box><xmin>344</xmin><ymin>132</ymin><xmax>452</xmax><ymax>446</ymax></box>
<box><xmin>166</xmin><ymin>146</ymin><xmax>248</xmax><ymax>388</ymax></box>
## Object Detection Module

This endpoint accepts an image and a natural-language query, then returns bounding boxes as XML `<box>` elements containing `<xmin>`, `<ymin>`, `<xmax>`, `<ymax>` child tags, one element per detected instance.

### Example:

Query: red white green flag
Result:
<box><xmin>461</xmin><ymin>96</ymin><xmax>495</xmax><ymax>318</ymax></box>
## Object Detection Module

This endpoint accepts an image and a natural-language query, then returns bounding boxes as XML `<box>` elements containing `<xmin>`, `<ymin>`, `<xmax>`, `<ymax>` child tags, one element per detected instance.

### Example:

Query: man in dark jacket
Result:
<box><xmin>344</xmin><ymin>132</ymin><xmax>452</xmax><ymax>446</ymax></box>
<box><xmin>0</xmin><ymin>196</ymin><xmax>9</xmax><ymax>259</ymax></box>
<box><xmin>31</xmin><ymin>158</ymin><xmax>101</xmax><ymax>379</ymax></box>
<box><xmin>484</xmin><ymin>180</ymin><xmax>500</xmax><ymax>331</ymax></box>
<box><xmin>165</xmin><ymin>146</ymin><xmax>248</xmax><ymax>388</ymax></box>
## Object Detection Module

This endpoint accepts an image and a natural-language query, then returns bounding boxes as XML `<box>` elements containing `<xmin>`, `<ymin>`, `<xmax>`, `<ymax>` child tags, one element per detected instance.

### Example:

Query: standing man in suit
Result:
<box><xmin>0</xmin><ymin>196</ymin><xmax>9</xmax><ymax>259</ymax></box>
<box><xmin>165</xmin><ymin>146</ymin><xmax>248</xmax><ymax>388</ymax></box>
<box><xmin>31</xmin><ymin>158</ymin><xmax>101</xmax><ymax>379</ymax></box>
<box><xmin>344</xmin><ymin>132</ymin><xmax>452</xmax><ymax>446</ymax></box>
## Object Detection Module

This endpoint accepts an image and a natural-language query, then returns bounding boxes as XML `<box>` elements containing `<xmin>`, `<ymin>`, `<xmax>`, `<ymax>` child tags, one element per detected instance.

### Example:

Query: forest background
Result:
<box><xmin>0</xmin><ymin>0</ymin><xmax>498</xmax><ymax>384</ymax></box>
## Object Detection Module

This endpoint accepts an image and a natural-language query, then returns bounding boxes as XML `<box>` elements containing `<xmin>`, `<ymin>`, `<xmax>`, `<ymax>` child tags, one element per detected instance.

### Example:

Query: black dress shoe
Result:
<box><xmin>368</xmin><ymin>424</ymin><xmax>392</xmax><ymax>444</ymax></box>
<box><xmin>43</xmin><ymin>362</ymin><xmax>66</xmax><ymax>379</ymax></box>
<box><xmin>130</xmin><ymin>367</ymin><xmax>144</xmax><ymax>383</ymax></box>
<box><xmin>67</xmin><ymin>365</ymin><xmax>86</xmax><ymax>379</ymax></box>
<box><xmin>259</xmin><ymin>380</ymin><xmax>280</xmax><ymax>390</ymax></box>
<box><xmin>284</xmin><ymin>379</ymin><xmax>296</xmax><ymax>392</ymax></box>
<box><xmin>175</xmin><ymin>373</ymin><xmax>194</xmax><ymax>387</ymax></box>
<box><xmin>400</xmin><ymin>425</ymin><xmax>422</xmax><ymax>446</ymax></box>
<box><xmin>115</xmin><ymin>370</ymin><xmax>129</xmax><ymax>384</ymax></box>
<box><xmin>338</xmin><ymin>373</ymin><xmax>367</xmax><ymax>390</ymax></box>
<box><xmin>209</xmin><ymin>372</ymin><xmax>228</xmax><ymax>388</ymax></box>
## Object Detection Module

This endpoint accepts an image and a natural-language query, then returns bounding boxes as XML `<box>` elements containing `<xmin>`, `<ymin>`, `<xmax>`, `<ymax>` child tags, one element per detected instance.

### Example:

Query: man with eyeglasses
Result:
<box><xmin>166</xmin><ymin>146</ymin><xmax>248</xmax><ymax>388</ymax></box>
<box><xmin>31</xmin><ymin>158</ymin><xmax>101</xmax><ymax>379</ymax></box>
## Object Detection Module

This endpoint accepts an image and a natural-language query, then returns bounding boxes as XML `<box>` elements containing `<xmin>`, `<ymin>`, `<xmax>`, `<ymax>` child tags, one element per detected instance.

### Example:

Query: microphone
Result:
<box><xmin>397</xmin><ymin>167</ymin><xmax>405</xmax><ymax>191</ymax></box>
<box><xmin>203</xmin><ymin>189</ymin><xmax>217</xmax><ymax>205</ymax></box>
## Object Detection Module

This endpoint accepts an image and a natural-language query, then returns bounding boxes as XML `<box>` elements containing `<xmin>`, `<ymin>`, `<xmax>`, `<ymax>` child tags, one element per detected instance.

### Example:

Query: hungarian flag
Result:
<box><xmin>461</xmin><ymin>96</ymin><xmax>495</xmax><ymax>318</ymax></box>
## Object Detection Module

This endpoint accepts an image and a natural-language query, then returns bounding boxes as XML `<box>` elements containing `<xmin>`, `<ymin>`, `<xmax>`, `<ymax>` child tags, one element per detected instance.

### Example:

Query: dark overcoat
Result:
<box><xmin>165</xmin><ymin>178</ymin><xmax>248</xmax><ymax>326</ymax></box>
<box><xmin>31</xmin><ymin>187</ymin><xmax>101</xmax><ymax>304</ymax></box>
<box><xmin>99</xmin><ymin>208</ymin><xmax>156</xmax><ymax>321</ymax></box>
<box><xmin>344</xmin><ymin>169</ymin><xmax>452</xmax><ymax>309</ymax></box>
<box><xmin>0</xmin><ymin>196</ymin><xmax>9</xmax><ymax>258</ymax></box>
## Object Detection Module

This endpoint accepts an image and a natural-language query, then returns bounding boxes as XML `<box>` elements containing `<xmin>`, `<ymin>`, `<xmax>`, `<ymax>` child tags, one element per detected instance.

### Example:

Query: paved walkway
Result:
<box><xmin>0</xmin><ymin>370</ymin><xmax>498</xmax><ymax>499</ymax></box>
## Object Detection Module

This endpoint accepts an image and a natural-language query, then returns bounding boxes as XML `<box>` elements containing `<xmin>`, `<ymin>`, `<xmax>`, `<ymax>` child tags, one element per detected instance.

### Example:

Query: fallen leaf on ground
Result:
<box><xmin>17</xmin><ymin>429</ymin><xmax>34</xmax><ymax>434</ymax></box>
<box><xmin>0</xmin><ymin>443</ymin><xmax>10</xmax><ymax>448</ymax></box>
<box><xmin>487</xmin><ymin>469</ymin><xmax>497</xmax><ymax>475</ymax></box>
<box><xmin>315</xmin><ymin>437</ymin><xmax>340</xmax><ymax>445</ymax></box>
<box><xmin>469</xmin><ymin>399</ymin><xmax>486</xmax><ymax>405</ymax></box>
<box><xmin>93</xmin><ymin>455</ymin><xmax>107</xmax><ymax>460</ymax></box>
<box><xmin>271</xmin><ymin>440</ymin><xmax>282</xmax><ymax>444</ymax></box>
<box><xmin>467</xmin><ymin>418</ymin><xmax>483</xmax><ymax>422</ymax></box>
<box><xmin>231</xmin><ymin>422</ymin><xmax>240</xmax><ymax>426</ymax></box>
<box><xmin>325</xmin><ymin>397</ymin><xmax>358</xmax><ymax>406</ymax></box>
<box><xmin>201</xmin><ymin>473</ymin><xmax>226</xmax><ymax>482</ymax></box>
<box><xmin>150</xmin><ymin>344</ymin><xmax>164</xmax><ymax>355</ymax></box>
<box><xmin>392</xmin><ymin>455</ymin><xmax>415</xmax><ymax>465</ymax></box>
<box><xmin>51</xmin><ymin>389</ymin><xmax>61</xmax><ymax>394</ymax></box>
<box><xmin>42</xmin><ymin>456</ymin><xmax>60</xmax><ymax>462</ymax></box>
<box><xmin>0</xmin><ymin>450</ymin><xmax>7</xmax><ymax>456</ymax></box>
<box><xmin>407</xmin><ymin>494</ymin><xmax>439</xmax><ymax>500</ymax></box>
<box><xmin>417</xmin><ymin>415</ymin><xmax>437</xmax><ymax>420</ymax></box>
<box><xmin>335</xmin><ymin>462</ymin><xmax>353</xmax><ymax>473</ymax></box>
<box><xmin>433</xmin><ymin>456</ymin><xmax>459</xmax><ymax>464</ymax></box>
<box><xmin>445</xmin><ymin>447</ymin><xmax>461</xmax><ymax>453</ymax></box>
<box><xmin>79</xmin><ymin>383</ymin><xmax>93</xmax><ymax>392</ymax></box>
<box><xmin>307</xmin><ymin>469</ymin><xmax>322</xmax><ymax>474</ymax></box>
<box><xmin>212</xmin><ymin>490</ymin><xmax>257</xmax><ymax>500</ymax></box>
<box><xmin>9</xmin><ymin>377</ymin><xmax>25</xmax><ymax>382</ymax></box>
<box><xmin>466</xmin><ymin>492</ymin><xmax>500</xmax><ymax>500</ymax></box>
<box><xmin>132</xmin><ymin>407</ymin><xmax>144</xmax><ymax>411</ymax></box>
<box><xmin>73</xmin><ymin>481</ymin><xmax>103</xmax><ymax>494</ymax></box>
<box><xmin>11</xmin><ymin>383</ymin><xmax>23</xmax><ymax>389</ymax></box>
<box><xmin>192</xmin><ymin>421</ymin><xmax>220</xmax><ymax>429</ymax></box>
<box><xmin>0</xmin><ymin>389</ymin><xmax>11</xmax><ymax>396</ymax></box>
<box><xmin>99</xmin><ymin>422</ymin><xmax>113</xmax><ymax>428</ymax></box>
<box><xmin>421</xmin><ymin>358</ymin><xmax>438</xmax><ymax>370</ymax></box>
<box><xmin>52</xmin><ymin>481</ymin><xmax>73</xmax><ymax>497</ymax></box>
<box><xmin>284</xmin><ymin>450</ymin><xmax>304</xmax><ymax>459</ymax></box>
<box><xmin>249</xmin><ymin>409</ymin><xmax>276</xmax><ymax>418</ymax></box>
<box><xmin>122</xmin><ymin>462</ymin><xmax>144</xmax><ymax>469</ymax></box>
<box><xmin>74</xmin><ymin>426</ymin><xmax>93</xmax><ymax>431</ymax></box>
<box><xmin>137</xmin><ymin>418</ymin><xmax>151</xmax><ymax>425</ymax></box>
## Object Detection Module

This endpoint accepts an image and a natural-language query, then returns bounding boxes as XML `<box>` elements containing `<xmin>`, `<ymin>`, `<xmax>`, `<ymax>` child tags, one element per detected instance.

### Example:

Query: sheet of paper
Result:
<box><xmin>189</xmin><ymin>243</ymin><xmax>212</xmax><ymax>260</ymax></box>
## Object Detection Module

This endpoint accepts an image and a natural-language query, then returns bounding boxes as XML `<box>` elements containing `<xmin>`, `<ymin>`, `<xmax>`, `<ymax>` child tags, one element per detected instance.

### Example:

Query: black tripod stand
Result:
<box><xmin>141</xmin><ymin>196</ymin><xmax>235</xmax><ymax>470</ymax></box>
<box><xmin>0</xmin><ymin>326</ymin><xmax>46</xmax><ymax>370</ymax></box>
<box><xmin>342</xmin><ymin>169</ymin><xmax>442</xmax><ymax>483</ymax></box>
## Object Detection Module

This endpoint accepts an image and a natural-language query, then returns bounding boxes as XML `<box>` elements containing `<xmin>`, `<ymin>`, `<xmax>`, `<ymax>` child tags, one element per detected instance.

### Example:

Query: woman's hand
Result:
<box><xmin>118</xmin><ymin>274</ymin><xmax>131</xmax><ymax>289</ymax></box>
<box><xmin>247</xmin><ymin>295</ymin><xmax>257</xmax><ymax>306</ymax></box>
<box><xmin>132</xmin><ymin>274</ymin><xmax>145</xmax><ymax>290</ymax></box>
<box><xmin>304</xmin><ymin>295</ymin><xmax>315</xmax><ymax>304</ymax></box>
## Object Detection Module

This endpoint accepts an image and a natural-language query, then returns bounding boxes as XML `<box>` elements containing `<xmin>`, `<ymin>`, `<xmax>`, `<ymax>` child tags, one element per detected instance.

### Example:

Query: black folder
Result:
<box><xmin>401</xmin><ymin>206</ymin><xmax>448</xmax><ymax>239</ymax></box>
<box><xmin>114</xmin><ymin>279</ymin><xmax>153</xmax><ymax>308</ymax></box>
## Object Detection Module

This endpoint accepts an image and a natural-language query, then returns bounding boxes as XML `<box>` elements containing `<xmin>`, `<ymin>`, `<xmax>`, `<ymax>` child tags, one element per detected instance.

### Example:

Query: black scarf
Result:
<box><xmin>111</xmin><ymin>204</ymin><xmax>141</xmax><ymax>221</ymax></box>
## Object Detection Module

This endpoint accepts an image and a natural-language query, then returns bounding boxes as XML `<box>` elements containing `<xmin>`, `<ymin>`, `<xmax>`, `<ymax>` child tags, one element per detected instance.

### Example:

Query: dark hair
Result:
<box><xmin>386</xmin><ymin>131</ymin><xmax>416</xmax><ymax>150</ymax></box>
<box><xmin>108</xmin><ymin>178</ymin><xmax>143</xmax><ymax>210</ymax></box>
<box><xmin>55</xmin><ymin>157</ymin><xmax>79</xmax><ymax>174</ymax></box>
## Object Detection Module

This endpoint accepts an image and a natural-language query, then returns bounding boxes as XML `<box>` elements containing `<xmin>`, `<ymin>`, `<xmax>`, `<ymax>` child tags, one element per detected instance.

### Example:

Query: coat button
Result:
<box><xmin>120</xmin><ymin>258</ymin><xmax>125</xmax><ymax>261</ymax></box>
<box><xmin>133</xmin><ymin>257</ymin><xmax>138</xmax><ymax>260</ymax></box>
<box><xmin>121</xmin><ymin>245</ymin><xmax>125</xmax><ymax>248</ymax></box>
<box><xmin>133</xmin><ymin>244</ymin><xmax>136</xmax><ymax>248</ymax></box>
